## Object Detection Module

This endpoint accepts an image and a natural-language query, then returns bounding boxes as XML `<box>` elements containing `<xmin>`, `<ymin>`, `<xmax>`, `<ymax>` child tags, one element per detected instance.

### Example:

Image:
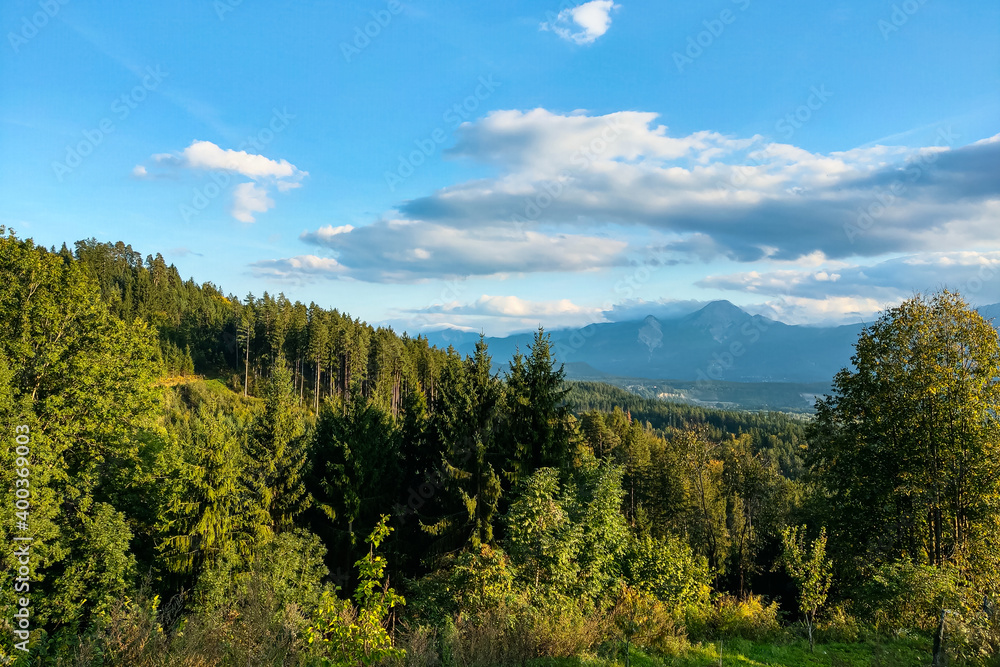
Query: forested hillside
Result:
<box><xmin>0</xmin><ymin>230</ymin><xmax>997</xmax><ymax>666</ymax></box>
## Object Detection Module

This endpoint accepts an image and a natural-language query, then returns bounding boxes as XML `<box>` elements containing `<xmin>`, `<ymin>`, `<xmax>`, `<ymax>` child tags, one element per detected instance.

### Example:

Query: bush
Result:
<box><xmin>685</xmin><ymin>594</ymin><xmax>782</xmax><ymax>642</ymax></box>
<box><xmin>389</xmin><ymin>624</ymin><xmax>439</xmax><ymax>667</ymax></box>
<box><xmin>406</xmin><ymin>545</ymin><xmax>519</xmax><ymax>629</ymax></box>
<box><xmin>609</xmin><ymin>586</ymin><xmax>689</xmax><ymax>657</ymax></box>
<box><xmin>434</xmin><ymin>596</ymin><xmax>606</xmax><ymax>667</ymax></box>
<box><xmin>814</xmin><ymin>604</ymin><xmax>863</xmax><ymax>643</ymax></box>
<box><xmin>623</xmin><ymin>534</ymin><xmax>712</xmax><ymax>616</ymax></box>
<box><xmin>856</xmin><ymin>559</ymin><xmax>964</xmax><ymax>633</ymax></box>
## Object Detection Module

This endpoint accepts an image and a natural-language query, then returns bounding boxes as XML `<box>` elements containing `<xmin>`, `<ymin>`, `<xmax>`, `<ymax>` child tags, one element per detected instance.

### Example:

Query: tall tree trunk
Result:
<box><xmin>244</xmin><ymin>339</ymin><xmax>250</xmax><ymax>396</ymax></box>
<box><xmin>314</xmin><ymin>360</ymin><xmax>321</xmax><ymax>413</ymax></box>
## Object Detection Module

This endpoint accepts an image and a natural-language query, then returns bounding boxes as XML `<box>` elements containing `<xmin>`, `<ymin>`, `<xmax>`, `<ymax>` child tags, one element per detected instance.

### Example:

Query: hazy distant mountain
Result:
<box><xmin>424</xmin><ymin>301</ymin><xmax>1000</xmax><ymax>385</ymax></box>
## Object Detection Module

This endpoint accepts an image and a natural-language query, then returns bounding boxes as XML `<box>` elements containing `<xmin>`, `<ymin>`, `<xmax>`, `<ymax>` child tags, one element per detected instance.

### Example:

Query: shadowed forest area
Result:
<box><xmin>0</xmin><ymin>230</ymin><xmax>997</xmax><ymax>666</ymax></box>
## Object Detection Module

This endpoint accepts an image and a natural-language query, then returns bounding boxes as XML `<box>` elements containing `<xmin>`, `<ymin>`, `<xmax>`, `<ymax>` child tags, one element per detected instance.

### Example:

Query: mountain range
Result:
<box><xmin>424</xmin><ymin>300</ymin><xmax>1000</xmax><ymax>386</ymax></box>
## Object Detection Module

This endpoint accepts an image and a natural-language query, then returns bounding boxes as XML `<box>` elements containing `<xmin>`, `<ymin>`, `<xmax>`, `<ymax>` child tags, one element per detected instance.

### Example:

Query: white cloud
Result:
<box><xmin>167</xmin><ymin>140</ymin><xmax>304</xmax><ymax>180</ymax></box>
<box><xmin>232</xmin><ymin>182</ymin><xmax>275</xmax><ymax>223</ymax></box>
<box><xmin>699</xmin><ymin>251</ymin><xmax>1000</xmax><ymax>309</ymax></box>
<box><xmin>140</xmin><ymin>140</ymin><xmax>306</xmax><ymax>223</ymax></box>
<box><xmin>402</xmin><ymin>110</ymin><xmax>1000</xmax><ymax>262</ymax></box>
<box><xmin>541</xmin><ymin>0</ymin><xmax>620</xmax><ymax>45</ymax></box>
<box><xmin>251</xmin><ymin>255</ymin><xmax>344</xmax><ymax>282</ymax></box>
<box><xmin>750</xmin><ymin>295</ymin><xmax>889</xmax><ymax>325</ymax></box>
<box><xmin>300</xmin><ymin>224</ymin><xmax>355</xmax><ymax>243</ymax></box>
<box><xmin>424</xmin><ymin>294</ymin><xmax>602</xmax><ymax>318</ymax></box>
<box><xmin>294</xmin><ymin>218</ymin><xmax>629</xmax><ymax>283</ymax></box>
<box><xmin>400</xmin><ymin>294</ymin><xmax>607</xmax><ymax>335</ymax></box>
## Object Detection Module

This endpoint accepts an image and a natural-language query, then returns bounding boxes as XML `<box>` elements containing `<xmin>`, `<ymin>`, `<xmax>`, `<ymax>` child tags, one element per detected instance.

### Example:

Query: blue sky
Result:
<box><xmin>2</xmin><ymin>0</ymin><xmax>998</xmax><ymax>335</ymax></box>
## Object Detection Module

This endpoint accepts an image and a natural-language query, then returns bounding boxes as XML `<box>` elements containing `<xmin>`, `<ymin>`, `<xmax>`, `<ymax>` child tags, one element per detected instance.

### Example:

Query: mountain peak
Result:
<box><xmin>684</xmin><ymin>300</ymin><xmax>751</xmax><ymax>341</ymax></box>
<box><xmin>702</xmin><ymin>300</ymin><xmax>745</xmax><ymax>314</ymax></box>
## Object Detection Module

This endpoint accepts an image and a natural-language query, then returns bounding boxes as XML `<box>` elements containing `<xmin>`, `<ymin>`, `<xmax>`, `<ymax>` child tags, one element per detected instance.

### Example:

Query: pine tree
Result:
<box><xmin>252</xmin><ymin>355</ymin><xmax>311</xmax><ymax>531</ymax></box>
<box><xmin>423</xmin><ymin>337</ymin><xmax>503</xmax><ymax>550</ymax></box>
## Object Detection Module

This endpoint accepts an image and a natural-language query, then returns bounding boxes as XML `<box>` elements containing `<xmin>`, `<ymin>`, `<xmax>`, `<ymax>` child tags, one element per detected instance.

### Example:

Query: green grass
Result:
<box><xmin>527</xmin><ymin>637</ymin><xmax>933</xmax><ymax>667</ymax></box>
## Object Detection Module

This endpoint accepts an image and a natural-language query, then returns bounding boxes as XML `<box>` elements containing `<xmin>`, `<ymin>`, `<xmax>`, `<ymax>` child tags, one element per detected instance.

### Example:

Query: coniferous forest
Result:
<box><xmin>1</xmin><ymin>229</ymin><xmax>998</xmax><ymax>666</ymax></box>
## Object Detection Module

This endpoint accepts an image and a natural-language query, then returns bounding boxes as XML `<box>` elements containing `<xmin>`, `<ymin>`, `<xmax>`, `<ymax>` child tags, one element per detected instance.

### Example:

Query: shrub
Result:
<box><xmin>609</xmin><ymin>586</ymin><xmax>689</xmax><ymax>658</ymax></box>
<box><xmin>388</xmin><ymin>624</ymin><xmax>439</xmax><ymax>667</ymax></box>
<box><xmin>685</xmin><ymin>594</ymin><xmax>782</xmax><ymax>642</ymax></box>
<box><xmin>623</xmin><ymin>534</ymin><xmax>712</xmax><ymax>616</ymax></box>
<box><xmin>814</xmin><ymin>604</ymin><xmax>862</xmax><ymax>643</ymax></box>
<box><xmin>856</xmin><ymin>559</ymin><xmax>964</xmax><ymax>633</ymax></box>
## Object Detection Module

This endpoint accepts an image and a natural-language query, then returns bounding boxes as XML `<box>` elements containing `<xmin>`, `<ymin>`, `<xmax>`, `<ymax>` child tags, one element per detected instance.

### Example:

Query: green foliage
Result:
<box><xmin>780</xmin><ymin>525</ymin><xmax>833</xmax><ymax>650</ymax></box>
<box><xmin>406</xmin><ymin>545</ymin><xmax>518</xmax><ymax>628</ymax></box>
<box><xmin>0</xmin><ymin>229</ymin><xmax>158</xmax><ymax>630</ymax></box>
<box><xmin>855</xmin><ymin>559</ymin><xmax>964</xmax><ymax>633</ymax></box>
<box><xmin>505</xmin><ymin>464</ymin><xmax>629</xmax><ymax>602</ymax></box>
<box><xmin>809</xmin><ymin>291</ymin><xmax>1000</xmax><ymax>576</ymax></box>
<box><xmin>610</xmin><ymin>586</ymin><xmax>690</xmax><ymax>660</ymax></box>
<box><xmin>623</xmin><ymin>534</ymin><xmax>711</xmax><ymax>614</ymax></box>
<box><xmin>684</xmin><ymin>594</ymin><xmax>782</xmax><ymax>642</ymax></box>
<box><xmin>499</xmin><ymin>329</ymin><xmax>573</xmax><ymax>488</ymax></box>
<box><xmin>423</xmin><ymin>339</ymin><xmax>504</xmax><ymax>551</ymax></box>
<box><xmin>306</xmin><ymin>515</ymin><xmax>406</xmax><ymax>667</ymax></box>
<box><xmin>251</xmin><ymin>355</ymin><xmax>311</xmax><ymax>530</ymax></box>
<box><xmin>568</xmin><ymin>381</ymin><xmax>809</xmax><ymax>479</ymax></box>
<box><xmin>155</xmin><ymin>382</ymin><xmax>270</xmax><ymax>579</ymax></box>
<box><xmin>7</xmin><ymin>234</ymin><xmax>1000</xmax><ymax>664</ymax></box>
